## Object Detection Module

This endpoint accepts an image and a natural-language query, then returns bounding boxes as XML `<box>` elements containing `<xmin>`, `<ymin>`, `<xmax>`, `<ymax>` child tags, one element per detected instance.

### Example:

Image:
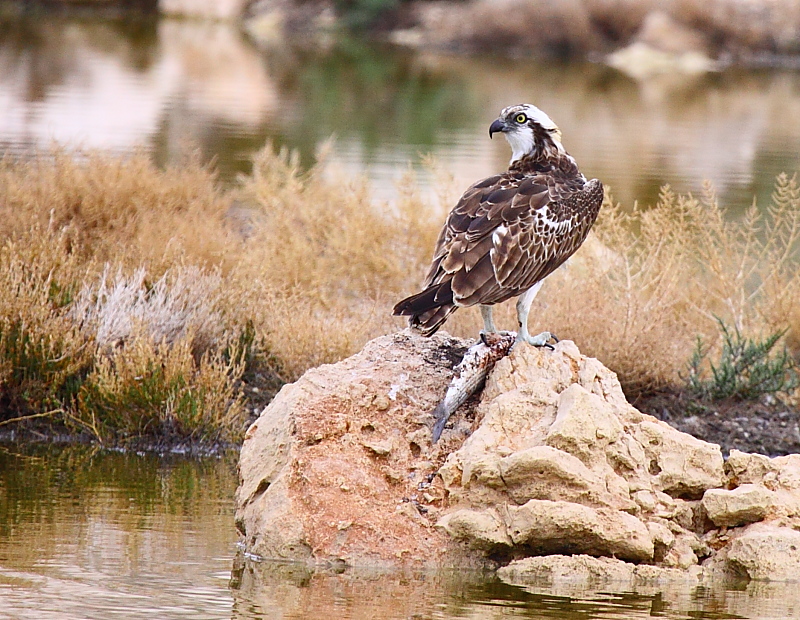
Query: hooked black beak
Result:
<box><xmin>489</xmin><ymin>118</ymin><xmax>506</xmax><ymax>139</ymax></box>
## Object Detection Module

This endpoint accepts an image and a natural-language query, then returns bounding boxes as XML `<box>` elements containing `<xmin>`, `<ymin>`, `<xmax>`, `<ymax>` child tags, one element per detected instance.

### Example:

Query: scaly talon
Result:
<box><xmin>516</xmin><ymin>330</ymin><xmax>556</xmax><ymax>349</ymax></box>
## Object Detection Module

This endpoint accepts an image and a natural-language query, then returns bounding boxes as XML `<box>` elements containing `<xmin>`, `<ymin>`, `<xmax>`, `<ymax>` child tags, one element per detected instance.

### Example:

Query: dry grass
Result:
<box><xmin>0</xmin><ymin>151</ymin><xmax>245</xmax><ymax>444</ymax></box>
<box><xmin>76</xmin><ymin>332</ymin><xmax>245</xmax><ymax>443</ymax></box>
<box><xmin>230</xmin><ymin>148</ymin><xmax>800</xmax><ymax>399</ymax></box>
<box><xmin>70</xmin><ymin>266</ymin><xmax>227</xmax><ymax>354</ymax></box>
<box><xmin>0</xmin><ymin>149</ymin><xmax>236</xmax><ymax>272</ymax></box>
<box><xmin>228</xmin><ymin>146</ymin><xmax>441</xmax><ymax>378</ymax></box>
<box><xmin>0</xmin><ymin>144</ymin><xmax>799</xmax><ymax>445</ymax></box>
<box><xmin>533</xmin><ymin>176</ymin><xmax>800</xmax><ymax>393</ymax></box>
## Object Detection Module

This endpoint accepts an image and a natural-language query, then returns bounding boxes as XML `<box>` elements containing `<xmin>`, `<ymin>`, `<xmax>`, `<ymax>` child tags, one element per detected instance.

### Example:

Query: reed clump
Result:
<box><xmin>76</xmin><ymin>333</ymin><xmax>245</xmax><ymax>444</ymax></box>
<box><xmin>1</xmin><ymin>144</ymin><xmax>799</xmax><ymax>446</ymax></box>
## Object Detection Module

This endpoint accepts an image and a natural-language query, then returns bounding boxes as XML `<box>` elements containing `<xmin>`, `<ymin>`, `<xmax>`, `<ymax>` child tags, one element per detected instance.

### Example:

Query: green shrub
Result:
<box><xmin>334</xmin><ymin>0</ymin><xmax>400</xmax><ymax>29</ymax></box>
<box><xmin>686</xmin><ymin>318</ymin><xmax>798</xmax><ymax>401</ymax></box>
<box><xmin>75</xmin><ymin>334</ymin><xmax>246</xmax><ymax>444</ymax></box>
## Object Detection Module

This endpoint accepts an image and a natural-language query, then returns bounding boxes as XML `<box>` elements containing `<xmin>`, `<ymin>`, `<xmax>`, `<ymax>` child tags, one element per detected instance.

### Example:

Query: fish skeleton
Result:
<box><xmin>431</xmin><ymin>331</ymin><xmax>517</xmax><ymax>442</ymax></box>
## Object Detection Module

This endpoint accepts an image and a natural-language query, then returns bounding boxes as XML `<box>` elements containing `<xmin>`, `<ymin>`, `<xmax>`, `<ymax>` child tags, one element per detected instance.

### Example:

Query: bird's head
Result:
<box><xmin>489</xmin><ymin>103</ymin><xmax>565</xmax><ymax>164</ymax></box>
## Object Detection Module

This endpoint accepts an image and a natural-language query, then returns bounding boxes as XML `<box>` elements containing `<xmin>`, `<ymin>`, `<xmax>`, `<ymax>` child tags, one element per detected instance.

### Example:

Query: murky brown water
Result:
<box><xmin>2</xmin><ymin>16</ymin><xmax>800</xmax><ymax>212</ymax></box>
<box><xmin>1</xmin><ymin>444</ymin><xmax>800</xmax><ymax>619</ymax></box>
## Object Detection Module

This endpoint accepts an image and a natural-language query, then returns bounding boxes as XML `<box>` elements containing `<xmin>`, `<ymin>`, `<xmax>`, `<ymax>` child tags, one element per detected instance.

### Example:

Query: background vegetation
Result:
<box><xmin>0</xmin><ymin>147</ymin><xmax>798</xmax><ymax>446</ymax></box>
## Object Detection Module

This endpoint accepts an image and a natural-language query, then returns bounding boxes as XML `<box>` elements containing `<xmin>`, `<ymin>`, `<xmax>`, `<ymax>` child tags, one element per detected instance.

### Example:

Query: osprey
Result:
<box><xmin>393</xmin><ymin>103</ymin><xmax>603</xmax><ymax>346</ymax></box>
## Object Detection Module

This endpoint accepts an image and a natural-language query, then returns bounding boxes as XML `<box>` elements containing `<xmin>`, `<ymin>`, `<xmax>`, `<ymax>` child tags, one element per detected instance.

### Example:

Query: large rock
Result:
<box><xmin>724</xmin><ymin>450</ymin><xmax>800</xmax><ymax>519</ymax></box>
<box><xmin>724</xmin><ymin>524</ymin><xmax>800</xmax><ymax>581</ymax></box>
<box><xmin>235</xmin><ymin>331</ymin><xmax>800</xmax><ymax>580</ymax></box>
<box><xmin>702</xmin><ymin>484</ymin><xmax>775</xmax><ymax>528</ymax></box>
<box><xmin>235</xmin><ymin>331</ymin><xmax>476</xmax><ymax>567</ymax></box>
<box><xmin>437</xmin><ymin>338</ymin><xmax>724</xmax><ymax>568</ymax></box>
<box><xmin>506</xmin><ymin>499</ymin><xmax>654</xmax><ymax>561</ymax></box>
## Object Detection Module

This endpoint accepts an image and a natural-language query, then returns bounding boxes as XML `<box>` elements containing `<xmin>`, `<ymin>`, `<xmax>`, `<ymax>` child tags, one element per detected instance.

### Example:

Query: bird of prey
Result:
<box><xmin>393</xmin><ymin>103</ymin><xmax>603</xmax><ymax>346</ymax></box>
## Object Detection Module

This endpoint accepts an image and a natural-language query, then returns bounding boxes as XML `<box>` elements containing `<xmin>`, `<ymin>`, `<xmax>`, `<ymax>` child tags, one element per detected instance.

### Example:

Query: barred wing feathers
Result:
<box><xmin>394</xmin><ymin>160</ymin><xmax>603</xmax><ymax>335</ymax></box>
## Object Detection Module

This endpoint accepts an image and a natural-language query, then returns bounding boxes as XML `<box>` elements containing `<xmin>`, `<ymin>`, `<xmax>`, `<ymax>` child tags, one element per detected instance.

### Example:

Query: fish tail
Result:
<box><xmin>431</xmin><ymin>401</ymin><xmax>450</xmax><ymax>443</ymax></box>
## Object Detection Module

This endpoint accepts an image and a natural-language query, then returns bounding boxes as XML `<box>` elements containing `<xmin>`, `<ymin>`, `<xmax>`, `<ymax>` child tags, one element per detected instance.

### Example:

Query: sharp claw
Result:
<box><xmin>516</xmin><ymin>330</ymin><xmax>557</xmax><ymax>348</ymax></box>
<box><xmin>479</xmin><ymin>332</ymin><xmax>489</xmax><ymax>346</ymax></box>
<box><xmin>551</xmin><ymin>334</ymin><xmax>560</xmax><ymax>343</ymax></box>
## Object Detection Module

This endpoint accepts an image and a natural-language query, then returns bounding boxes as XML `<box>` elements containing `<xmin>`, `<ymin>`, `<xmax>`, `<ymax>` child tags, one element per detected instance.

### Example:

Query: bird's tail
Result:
<box><xmin>393</xmin><ymin>281</ymin><xmax>457</xmax><ymax>336</ymax></box>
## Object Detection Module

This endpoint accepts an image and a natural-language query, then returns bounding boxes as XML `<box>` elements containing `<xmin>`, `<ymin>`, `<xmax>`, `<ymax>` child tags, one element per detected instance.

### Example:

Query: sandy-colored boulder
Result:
<box><xmin>636</xmin><ymin>11</ymin><xmax>710</xmax><ymax>56</ymax></box>
<box><xmin>497</xmin><ymin>445</ymin><xmax>619</xmax><ymax>507</ymax></box>
<box><xmin>498</xmin><ymin>554</ymin><xmax>635</xmax><ymax>586</ymax></box>
<box><xmin>436</xmin><ymin>508</ymin><xmax>511</xmax><ymax>550</ymax></box>
<box><xmin>702</xmin><ymin>484</ymin><xmax>775</xmax><ymax>527</ymax></box>
<box><xmin>235</xmin><ymin>331</ymin><xmax>800</xmax><ymax>582</ymax></box>
<box><xmin>438</xmin><ymin>339</ymin><xmax>722</xmax><ymax>558</ymax></box>
<box><xmin>725</xmin><ymin>450</ymin><xmax>800</xmax><ymax>519</ymax></box>
<box><xmin>546</xmin><ymin>384</ymin><xmax>624</xmax><ymax>464</ymax></box>
<box><xmin>631</xmin><ymin>420</ymin><xmax>725</xmax><ymax>498</ymax></box>
<box><xmin>607</xmin><ymin>11</ymin><xmax>716</xmax><ymax>78</ymax></box>
<box><xmin>235</xmin><ymin>332</ymin><xmax>481</xmax><ymax>567</ymax></box>
<box><xmin>507</xmin><ymin>499</ymin><xmax>654</xmax><ymax>562</ymax></box>
<box><xmin>725</xmin><ymin>524</ymin><xmax>800</xmax><ymax>581</ymax></box>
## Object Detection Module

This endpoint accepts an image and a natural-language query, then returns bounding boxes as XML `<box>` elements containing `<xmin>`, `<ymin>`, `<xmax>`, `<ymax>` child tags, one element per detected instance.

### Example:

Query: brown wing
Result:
<box><xmin>423</xmin><ymin>164</ymin><xmax>603</xmax><ymax>309</ymax></box>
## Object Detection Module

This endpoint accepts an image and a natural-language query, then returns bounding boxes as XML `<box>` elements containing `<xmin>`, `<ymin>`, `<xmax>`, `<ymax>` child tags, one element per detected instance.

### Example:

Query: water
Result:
<box><xmin>2</xmin><ymin>16</ymin><xmax>800</xmax><ymax>212</ymax></box>
<box><xmin>1</xmin><ymin>444</ymin><xmax>799</xmax><ymax>619</ymax></box>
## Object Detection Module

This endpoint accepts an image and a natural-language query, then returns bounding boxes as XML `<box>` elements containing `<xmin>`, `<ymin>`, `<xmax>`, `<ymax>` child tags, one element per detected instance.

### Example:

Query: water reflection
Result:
<box><xmin>2</xmin><ymin>444</ymin><xmax>800</xmax><ymax>619</ymax></box>
<box><xmin>1</xmin><ymin>16</ymin><xmax>800</xmax><ymax>212</ymax></box>
<box><xmin>230</xmin><ymin>557</ymin><xmax>800</xmax><ymax>619</ymax></box>
<box><xmin>0</xmin><ymin>444</ymin><xmax>239</xmax><ymax>620</ymax></box>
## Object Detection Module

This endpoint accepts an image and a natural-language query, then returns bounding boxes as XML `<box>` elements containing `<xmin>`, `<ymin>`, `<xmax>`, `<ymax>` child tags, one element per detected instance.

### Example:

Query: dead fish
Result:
<box><xmin>431</xmin><ymin>331</ymin><xmax>517</xmax><ymax>443</ymax></box>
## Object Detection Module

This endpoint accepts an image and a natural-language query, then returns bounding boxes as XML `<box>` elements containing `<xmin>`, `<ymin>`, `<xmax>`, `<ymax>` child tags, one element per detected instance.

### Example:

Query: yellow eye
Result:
<box><xmin>515</xmin><ymin>113</ymin><xmax>527</xmax><ymax>124</ymax></box>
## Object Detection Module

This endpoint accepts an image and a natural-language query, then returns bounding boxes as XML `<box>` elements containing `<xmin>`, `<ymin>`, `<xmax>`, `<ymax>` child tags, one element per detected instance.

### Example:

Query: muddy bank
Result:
<box><xmin>11</xmin><ymin>0</ymin><xmax>800</xmax><ymax>65</ymax></box>
<box><xmin>638</xmin><ymin>390</ymin><xmax>800</xmax><ymax>458</ymax></box>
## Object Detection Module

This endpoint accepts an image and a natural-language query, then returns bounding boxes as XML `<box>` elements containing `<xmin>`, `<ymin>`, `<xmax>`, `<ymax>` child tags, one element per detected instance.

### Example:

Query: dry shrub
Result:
<box><xmin>71</xmin><ymin>265</ymin><xmax>227</xmax><ymax>355</ymax></box>
<box><xmin>0</xmin><ymin>152</ymin><xmax>245</xmax><ymax>442</ymax></box>
<box><xmin>0</xmin><ymin>227</ymin><xmax>93</xmax><ymax>415</ymax></box>
<box><xmin>75</xmin><ymin>333</ymin><xmax>245</xmax><ymax>443</ymax></box>
<box><xmin>229</xmin><ymin>146</ymin><xmax>441</xmax><ymax>379</ymax></box>
<box><xmin>229</xmin><ymin>145</ymin><xmax>800</xmax><ymax>397</ymax></box>
<box><xmin>532</xmin><ymin>175</ymin><xmax>800</xmax><ymax>395</ymax></box>
<box><xmin>2</xmin><ymin>143</ymin><xmax>799</xmax><ymax>441</ymax></box>
<box><xmin>0</xmin><ymin>149</ymin><xmax>236</xmax><ymax>272</ymax></box>
<box><xmin>236</xmin><ymin>146</ymin><xmax>438</xmax><ymax>296</ymax></box>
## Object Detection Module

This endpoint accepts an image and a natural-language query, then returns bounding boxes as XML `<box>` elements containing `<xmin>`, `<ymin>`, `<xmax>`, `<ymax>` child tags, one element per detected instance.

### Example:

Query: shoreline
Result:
<box><xmin>4</xmin><ymin>364</ymin><xmax>799</xmax><ymax>459</ymax></box>
<box><xmin>4</xmin><ymin>0</ymin><xmax>800</xmax><ymax>70</ymax></box>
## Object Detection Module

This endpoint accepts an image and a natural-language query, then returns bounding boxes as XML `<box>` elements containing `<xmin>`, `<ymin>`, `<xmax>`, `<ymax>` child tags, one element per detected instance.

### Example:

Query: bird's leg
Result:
<box><xmin>480</xmin><ymin>304</ymin><xmax>497</xmax><ymax>334</ymax></box>
<box><xmin>515</xmin><ymin>282</ymin><xmax>556</xmax><ymax>348</ymax></box>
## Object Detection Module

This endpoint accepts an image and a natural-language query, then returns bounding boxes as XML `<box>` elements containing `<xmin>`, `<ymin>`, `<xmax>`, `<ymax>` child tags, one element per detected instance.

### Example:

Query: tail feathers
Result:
<box><xmin>393</xmin><ymin>280</ymin><xmax>457</xmax><ymax>336</ymax></box>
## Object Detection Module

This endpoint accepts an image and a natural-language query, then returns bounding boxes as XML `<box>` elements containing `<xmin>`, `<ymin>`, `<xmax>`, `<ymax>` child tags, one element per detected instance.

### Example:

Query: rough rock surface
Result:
<box><xmin>434</xmin><ymin>339</ymin><xmax>724</xmax><ymax>568</ymax></box>
<box><xmin>236</xmin><ymin>331</ymin><xmax>800</xmax><ymax>581</ymax></box>
<box><xmin>235</xmin><ymin>331</ymin><xmax>477</xmax><ymax>567</ymax></box>
<box><xmin>702</xmin><ymin>484</ymin><xmax>775</xmax><ymax>527</ymax></box>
